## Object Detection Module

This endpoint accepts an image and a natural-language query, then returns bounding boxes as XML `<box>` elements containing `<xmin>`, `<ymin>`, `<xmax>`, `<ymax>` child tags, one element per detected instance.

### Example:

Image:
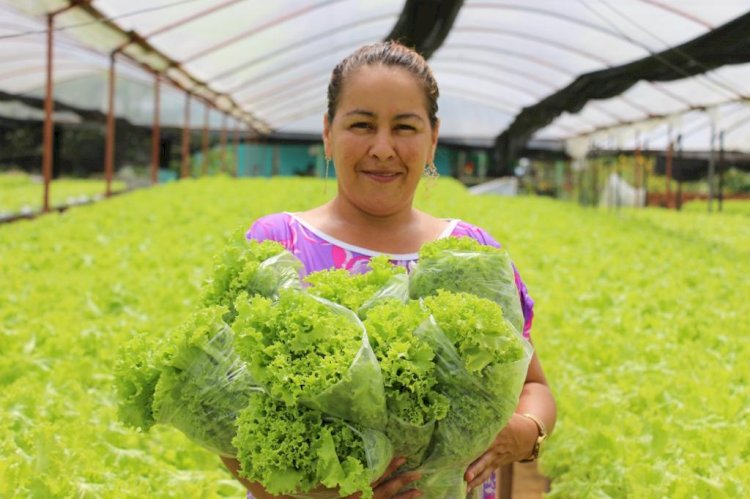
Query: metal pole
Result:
<box><xmin>41</xmin><ymin>14</ymin><xmax>55</xmax><ymax>213</ymax></box>
<box><xmin>220</xmin><ymin>113</ymin><xmax>228</xmax><ymax>174</ymax></box>
<box><xmin>707</xmin><ymin>120</ymin><xmax>716</xmax><ymax>213</ymax></box>
<box><xmin>150</xmin><ymin>73</ymin><xmax>161</xmax><ymax>184</ymax></box>
<box><xmin>643</xmin><ymin>139</ymin><xmax>649</xmax><ymax>207</ymax></box>
<box><xmin>634</xmin><ymin>132</ymin><xmax>643</xmax><ymax>208</ymax></box>
<box><xmin>665</xmin><ymin>126</ymin><xmax>673</xmax><ymax>209</ymax></box>
<box><xmin>202</xmin><ymin>102</ymin><xmax>209</xmax><ymax>176</ymax></box>
<box><xmin>233</xmin><ymin>120</ymin><xmax>240</xmax><ymax>177</ymax></box>
<box><xmin>675</xmin><ymin>134</ymin><xmax>683</xmax><ymax>211</ymax></box>
<box><xmin>718</xmin><ymin>130</ymin><xmax>725</xmax><ymax>212</ymax></box>
<box><xmin>104</xmin><ymin>52</ymin><xmax>117</xmax><ymax>197</ymax></box>
<box><xmin>181</xmin><ymin>92</ymin><xmax>191</xmax><ymax>178</ymax></box>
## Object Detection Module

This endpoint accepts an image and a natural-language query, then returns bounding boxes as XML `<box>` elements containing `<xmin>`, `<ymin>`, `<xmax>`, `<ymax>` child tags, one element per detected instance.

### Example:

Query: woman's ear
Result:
<box><xmin>323</xmin><ymin>114</ymin><xmax>332</xmax><ymax>158</ymax></box>
<box><xmin>430</xmin><ymin>118</ymin><xmax>441</xmax><ymax>161</ymax></box>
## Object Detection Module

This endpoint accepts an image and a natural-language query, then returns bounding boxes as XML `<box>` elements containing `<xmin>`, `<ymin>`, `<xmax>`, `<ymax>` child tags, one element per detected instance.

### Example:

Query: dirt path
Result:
<box><xmin>497</xmin><ymin>462</ymin><xmax>551</xmax><ymax>498</ymax></box>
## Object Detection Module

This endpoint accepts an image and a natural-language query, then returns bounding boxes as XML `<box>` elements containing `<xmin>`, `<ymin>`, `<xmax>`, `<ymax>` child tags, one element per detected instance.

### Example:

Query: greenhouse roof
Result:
<box><xmin>1</xmin><ymin>0</ymin><xmax>749</xmax><ymax>157</ymax></box>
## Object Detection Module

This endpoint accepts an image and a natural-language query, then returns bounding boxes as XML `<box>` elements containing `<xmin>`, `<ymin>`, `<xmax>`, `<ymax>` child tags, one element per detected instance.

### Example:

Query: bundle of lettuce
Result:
<box><xmin>404</xmin><ymin>237</ymin><xmax>533</xmax><ymax>498</ymax></box>
<box><xmin>409</xmin><ymin>236</ymin><xmax>526</xmax><ymax>333</ymax></box>
<box><xmin>115</xmin><ymin>237</ymin><xmax>393</xmax><ymax>498</ymax></box>
<box><xmin>231</xmin><ymin>289</ymin><xmax>392</xmax><ymax>497</ymax></box>
<box><xmin>414</xmin><ymin>291</ymin><xmax>532</xmax><ymax>498</ymax></box>
<box><xmin>307</xmin><ymin>262</ymin><xmax>450</xmax><ymax>469</ymax></box>
<box><xmin>115</xmin><ymin>237</ymin><xmax>302</xmax><ymax>456</ymax></box>
<box><xmin>116</xmin><ymin>234</ymin><xmax>532</xmax><ymax>498</ymax></box>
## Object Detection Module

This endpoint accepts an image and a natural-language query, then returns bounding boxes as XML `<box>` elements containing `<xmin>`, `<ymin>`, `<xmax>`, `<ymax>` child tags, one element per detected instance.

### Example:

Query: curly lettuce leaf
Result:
<box><xmin>150</xmin><ymin>306</ymin><xmax>257</xmax><ymax>456</ymax></box>
<box><xmin>414</xmin><ymin>291</ymin><xmax>532</xmax><ymax>495</ymax></box>
<box><xmin>114</xmin><ymin>333</ymin><xmax>162</xmax><ymax>431</ymax></box>
<box><xmin>234</xmin><ymin>392</ymin><xmax>392</xmax><ymax>498</ymax></box>
<box><xmin>202</xmin><ymin>235</ymin><xmax>301</xmax><ymax>322</ymax></box>
<box><xmin>363</xmin><ymin>299</ymin><xmax>449</xmax><ymax>467</ymax></box>
<box><xmin>304</xmin><ymin>255</ymin><xmax>406</xmax><ymax>313</ymax></box>
<box><xmin>233</xmin><ymin>290</ymin><xmax>387</xmax><ymax>430</ymax></box>
<box><xmin>410</xmin><ymin>236</ymin><xmax>525</xmax><ymax>332</ymax></box>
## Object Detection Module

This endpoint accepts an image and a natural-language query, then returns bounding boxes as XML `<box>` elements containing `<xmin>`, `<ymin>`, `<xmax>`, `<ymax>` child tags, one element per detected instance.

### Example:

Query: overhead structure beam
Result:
<box><xmin>53</xmin><ymin>1</ymin><xmax>270</xmax><ymax>134</ymax></box>
<box><xmin>384</xmin><ymin>0</ymin><xmax>464</xmax><ymax>58</ymax></box>
<box><xmin>494</xmin><ymin>11</ymin><xmax>750</xmax><ymax>170</ymax></box>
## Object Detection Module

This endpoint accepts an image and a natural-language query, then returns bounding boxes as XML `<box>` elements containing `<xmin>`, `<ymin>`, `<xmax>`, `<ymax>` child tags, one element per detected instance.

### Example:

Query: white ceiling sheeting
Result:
<box><xmin>1</xmin><ymin>0</ymin><xmax>749</xmax><ymax>153</ymax></box>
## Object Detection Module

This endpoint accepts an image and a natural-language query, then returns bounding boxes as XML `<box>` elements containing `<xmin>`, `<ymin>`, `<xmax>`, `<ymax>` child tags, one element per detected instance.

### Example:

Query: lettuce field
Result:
<box><xmin>0</xmin><ymin>172</ymin><xmax>126</xmax><ymax>217</ymax></box>
<box><xmin>1</xmin><ymin>176</ymin><xmax>748</xmax><ymax>497</ymax></box>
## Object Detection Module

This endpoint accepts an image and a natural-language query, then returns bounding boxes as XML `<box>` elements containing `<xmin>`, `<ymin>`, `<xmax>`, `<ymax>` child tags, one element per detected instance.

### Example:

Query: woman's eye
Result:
<box><xmin>395</xmin><ymin>124</ymin><xmax>416</xmax><ymax>131</ymax></box>
<box><xmin>351</xmin><ymin>122</ymin><xmax>372</xmax><ymax>129</ymax></box>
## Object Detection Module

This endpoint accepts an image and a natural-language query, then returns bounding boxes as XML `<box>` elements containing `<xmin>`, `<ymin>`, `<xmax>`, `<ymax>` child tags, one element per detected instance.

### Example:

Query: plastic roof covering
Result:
<box><xmin>1</xmin><ymin>0</ymin><xmax>749</xmax><ymax>152</ymax></box>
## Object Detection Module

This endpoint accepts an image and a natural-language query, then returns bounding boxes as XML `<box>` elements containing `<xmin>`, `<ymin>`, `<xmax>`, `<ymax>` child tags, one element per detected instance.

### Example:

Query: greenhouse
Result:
<box><xmin>1</xmin><ymin>1</ymin><xmax>749</xmax><ymax>498</ymax></box>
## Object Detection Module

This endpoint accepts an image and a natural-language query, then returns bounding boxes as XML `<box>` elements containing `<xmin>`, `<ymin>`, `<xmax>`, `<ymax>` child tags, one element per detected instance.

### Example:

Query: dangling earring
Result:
<box><xmin>324</xmin><ymin>156</ymin><xmax>331</xmax><ymax>195</ymax></box>
<box><xmin>424</xmin><ymin>161</ymin><xmax>439</xmax><ymax>179</ymax></box>
<box><xmin>422</xmin><ymin>161</ymin><xmax>439</xmax><ymax>197</ymax></box>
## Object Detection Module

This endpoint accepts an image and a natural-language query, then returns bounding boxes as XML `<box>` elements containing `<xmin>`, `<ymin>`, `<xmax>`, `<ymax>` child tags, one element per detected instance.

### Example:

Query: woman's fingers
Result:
<box><xmin>467</xmin><ymin>466</ymin><xmax>494</xmax><ymax>491</ymax></box>
<box><xmin>373</xmin><ymin>471</ymin><xmax>421</xmax><ymax>499</ymax></box>
<box><xmin>465</xmin><ymin>451</ymin><xmax>492</xmax><ymax>483</ymax></box>
<box><xmin>371</xmin><ymin>457</ymin><xmax>406</xmax><ymax>488</ymax></box>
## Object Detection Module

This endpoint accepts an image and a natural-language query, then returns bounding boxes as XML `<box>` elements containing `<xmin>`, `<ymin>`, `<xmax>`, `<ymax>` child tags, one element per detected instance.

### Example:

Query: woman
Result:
<box><xmin>223</xmin><ymin>41</ymin><xmax>556</xmax><ymax>499</ymax></box>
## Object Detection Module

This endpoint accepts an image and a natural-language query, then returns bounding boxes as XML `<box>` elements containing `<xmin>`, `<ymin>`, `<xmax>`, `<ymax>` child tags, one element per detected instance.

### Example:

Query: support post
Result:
<box><xmin>233</xmin><ymin>120</ymin><xmax>240</xmax><ymax>177</ymax></box>
<box><xmin>665</xmin><ymin>130</ymin><xmax>673</xmax><ymax>209</ymax></box>
<box><xmin>707</xmin><ymin>121</ymin><xmax>716</xmax><ymax>213</ymax></box>
<box><xmin>220</xmin><ymin>113</ymin><xmax>228</xmax><ymax>174</ymax></box>
<box><xmin>718</xmin><ymin>130</ymin><xmax>725</xmax><ymax>212</ymax></box>
<box><xmin>41</xmin><ymin>14</ymin><xmax>55</xmax><ymax>212</ymax></box>
<box><xmin>202</xmin><ymin>103</ymin><xmax>210</xmax><ymax>176</ymax></box>
<box><xmin>104</xmin><ymin>52</ymin><xmax>117</xmax><ymax>197</ymax></box>
<box><xmin>150</xmin><ymin>73</ymin><xmax>161</xmax><ymax>184</ymax></box>
<box><xmin>181</xmin><ymin>92</ymin><xmax>191</xmax><ymax>178</ymax></box>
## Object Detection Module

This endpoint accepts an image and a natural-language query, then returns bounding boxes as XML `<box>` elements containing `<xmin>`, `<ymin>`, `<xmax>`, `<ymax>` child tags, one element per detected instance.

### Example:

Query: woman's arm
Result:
<box><xmin>464</xmin><ymin>348</ymin><xmax>557</xmax><ymax>491</ymax></box>
<box><xmin>221</xmin><ymin>456</ymin><xmax>423</xmax><ymax>499</ymax></box>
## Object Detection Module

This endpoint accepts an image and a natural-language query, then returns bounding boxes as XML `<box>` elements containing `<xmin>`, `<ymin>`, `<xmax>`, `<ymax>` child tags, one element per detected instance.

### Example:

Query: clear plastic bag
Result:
<box><xmin>358</xmin><ymin>273</ymin><xmax>410</xmax><ymax>319</ymax></box>
<box><xmin>234</xmin><ymin>391</ymin><xmax>393</xmax><ymax>499</ymax></box>
<box><xmin>411</xmin><ymin>315</ymin><xmax>533</xmax><ymax>498</ymax></box>
<box><xmin>149</xmin><ymin>307</ymin><xmax>260</xmax><ymax>457</ymax></box>
<box><xmin>409</xmin><ymin>248</ymin><xmax>525</xmax><ymax>333</ymax></box>
<box><xmin>253</xmin><ymin>250</ymin><xmax>304</xmax><ymax>299</ymax></box>
<box><xmin>234</xmin><ymin>290</ymin><xmax>388</xmax><ymax>432</ymax></box>
<box><xmin>202</xmin><ymin>237</ymin><xmax>303</xmax><ymax>323</ymax></box>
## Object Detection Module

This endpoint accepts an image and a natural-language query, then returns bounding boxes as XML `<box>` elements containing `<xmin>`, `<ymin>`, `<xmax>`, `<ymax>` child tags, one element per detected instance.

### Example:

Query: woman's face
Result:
<box><xmin>324</xmin><ymin>64</ymin><xmax>439</xmax><ymax>217</ymax></box>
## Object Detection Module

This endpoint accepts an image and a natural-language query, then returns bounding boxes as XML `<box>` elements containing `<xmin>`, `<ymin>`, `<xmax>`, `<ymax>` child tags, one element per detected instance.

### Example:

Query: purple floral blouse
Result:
<box><xmin>245</xmin><ymin>212</ymin><xmax>535</xmax><ymax>499</ymax></box>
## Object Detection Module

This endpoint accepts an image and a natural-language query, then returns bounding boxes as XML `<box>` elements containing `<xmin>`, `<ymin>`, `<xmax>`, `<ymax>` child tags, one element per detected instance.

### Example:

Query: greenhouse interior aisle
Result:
<box><xmin>1</xmin><ymin>1</ymin><xmax>750</xmax><ymax>498</ymax></box>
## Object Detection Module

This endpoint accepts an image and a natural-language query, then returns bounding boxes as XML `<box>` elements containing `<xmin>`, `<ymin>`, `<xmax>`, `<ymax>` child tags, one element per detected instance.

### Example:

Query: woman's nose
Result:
<box><xmin>369</xmin><ymin>128</ymin><xmax>396</xmax><ymax>161</ymax></box>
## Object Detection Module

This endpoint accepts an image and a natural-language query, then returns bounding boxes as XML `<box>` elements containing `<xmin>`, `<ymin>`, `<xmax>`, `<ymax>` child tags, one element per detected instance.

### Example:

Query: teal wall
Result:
<box><xmin>233</xmin><ymin>142</ymin><xmax>486</xmax><ymax>180</ymax></box>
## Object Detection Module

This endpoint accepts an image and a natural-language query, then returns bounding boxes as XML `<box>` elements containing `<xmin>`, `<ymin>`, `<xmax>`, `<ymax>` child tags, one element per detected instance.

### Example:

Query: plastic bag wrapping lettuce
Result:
<box><xmin>361</xmin><ymin>299</ymin><xmax>449</xmax><ymax>469</ymax></box>
<box><xmin>115</xmin><ymin>306</ymin><xmax>260</xmax><ymax>457</ymax></box>
<box><xmin>411</xmin><ymin>292</ymin><xmax>533</xmax><ymax>498</ymax></box>
<box><xmin>409</xmin><ymin>237</ymin><xmax>525</xmax><ymax>333</ymax></box>
<box><xmin>202</xmin><ymin>236</ymin><xmax>302</xmax><ymax>322</ymax></box>
<box><xmin>234</xmin><ymin>391</ymin><xmax>392</xmax><ymax>499</ymax></box>
<box><xmin>358</xmin><ymin>273</ymin><xmax>410</xmax><ymax>319</ymax></box>
<box><xmin>233</xmin><ymin>289</ymin><xmax>388</xmax><ymax>431</ymax></box>
<box><xmin>304</xmin><ymin>255</ymin><xmax>407</xmax><ymax>316</ymax></box>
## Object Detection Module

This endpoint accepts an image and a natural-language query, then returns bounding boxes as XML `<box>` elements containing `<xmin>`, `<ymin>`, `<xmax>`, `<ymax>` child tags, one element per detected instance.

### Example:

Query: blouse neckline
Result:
<box><xmin>284</xmin><ymin>212</ymin><xmax>461</xmax><ymax>260</ymax></box>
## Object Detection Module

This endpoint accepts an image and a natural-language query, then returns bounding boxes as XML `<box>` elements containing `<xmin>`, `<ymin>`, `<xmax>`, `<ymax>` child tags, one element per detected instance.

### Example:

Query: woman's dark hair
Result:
<box><xmin>326</xmin><ymin>41</ymin><xmax>439</xmax><ymax>128</ymax></box>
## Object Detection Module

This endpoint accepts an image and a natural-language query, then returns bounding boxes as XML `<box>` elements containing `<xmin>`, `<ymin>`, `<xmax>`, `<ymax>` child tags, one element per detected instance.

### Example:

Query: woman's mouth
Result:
<box><xmin>362</xmin><ymin>171</ymin><xmax>402</xmax><ymax>183</ymax></box>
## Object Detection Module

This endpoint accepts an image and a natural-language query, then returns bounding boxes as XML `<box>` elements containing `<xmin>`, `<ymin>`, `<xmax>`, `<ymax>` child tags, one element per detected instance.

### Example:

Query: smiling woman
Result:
<box><xmin>223</xmin><ymin>41</ymin><xmax>556</xmax><ymax>499</ymax></box>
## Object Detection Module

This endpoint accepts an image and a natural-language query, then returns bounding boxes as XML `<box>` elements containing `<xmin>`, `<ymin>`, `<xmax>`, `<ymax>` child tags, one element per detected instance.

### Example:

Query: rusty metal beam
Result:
<box><xmin>151</xmin><ymin>72</ymin><xmax>160</xmax><ymax>184</ymax></box>
<box><xmin>202</xmin><ymin>103</ymin><xmax>210</xmax><ymax>176</ymax></box>
<box><xmin>41</xmin><ymin>13</ymin><xmax>54</xmax><ymax>213</ymax></box>
<box><xmin>233</xmin><ymin>120</ymin><xmax>240</xmax><ymax>177</ymax></box>
<box><xmin>181</xmin><ymin>92</ymin><xmax>191</xmax><ymax>178</ymax></box>
<box><xmin>104</xmin><ymin>52</ymin><xmax>116</xmax><ymax>197</ymax></box>
<box><xmin>220</xmin><ymin>112</ymin><xmax>228</xmax><ymax>174</ymax></box>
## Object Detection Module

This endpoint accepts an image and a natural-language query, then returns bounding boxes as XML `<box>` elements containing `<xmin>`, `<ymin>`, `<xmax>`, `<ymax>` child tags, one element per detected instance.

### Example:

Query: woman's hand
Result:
<box><xmin>464</xmin><ymin>413</ymin><xmax>538</xmax><ymax>491</ymax></box>
<box><xmin>345</xmin><ymin>457</ymin><xmax>422</xmax><ymax>499</ymax></box>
